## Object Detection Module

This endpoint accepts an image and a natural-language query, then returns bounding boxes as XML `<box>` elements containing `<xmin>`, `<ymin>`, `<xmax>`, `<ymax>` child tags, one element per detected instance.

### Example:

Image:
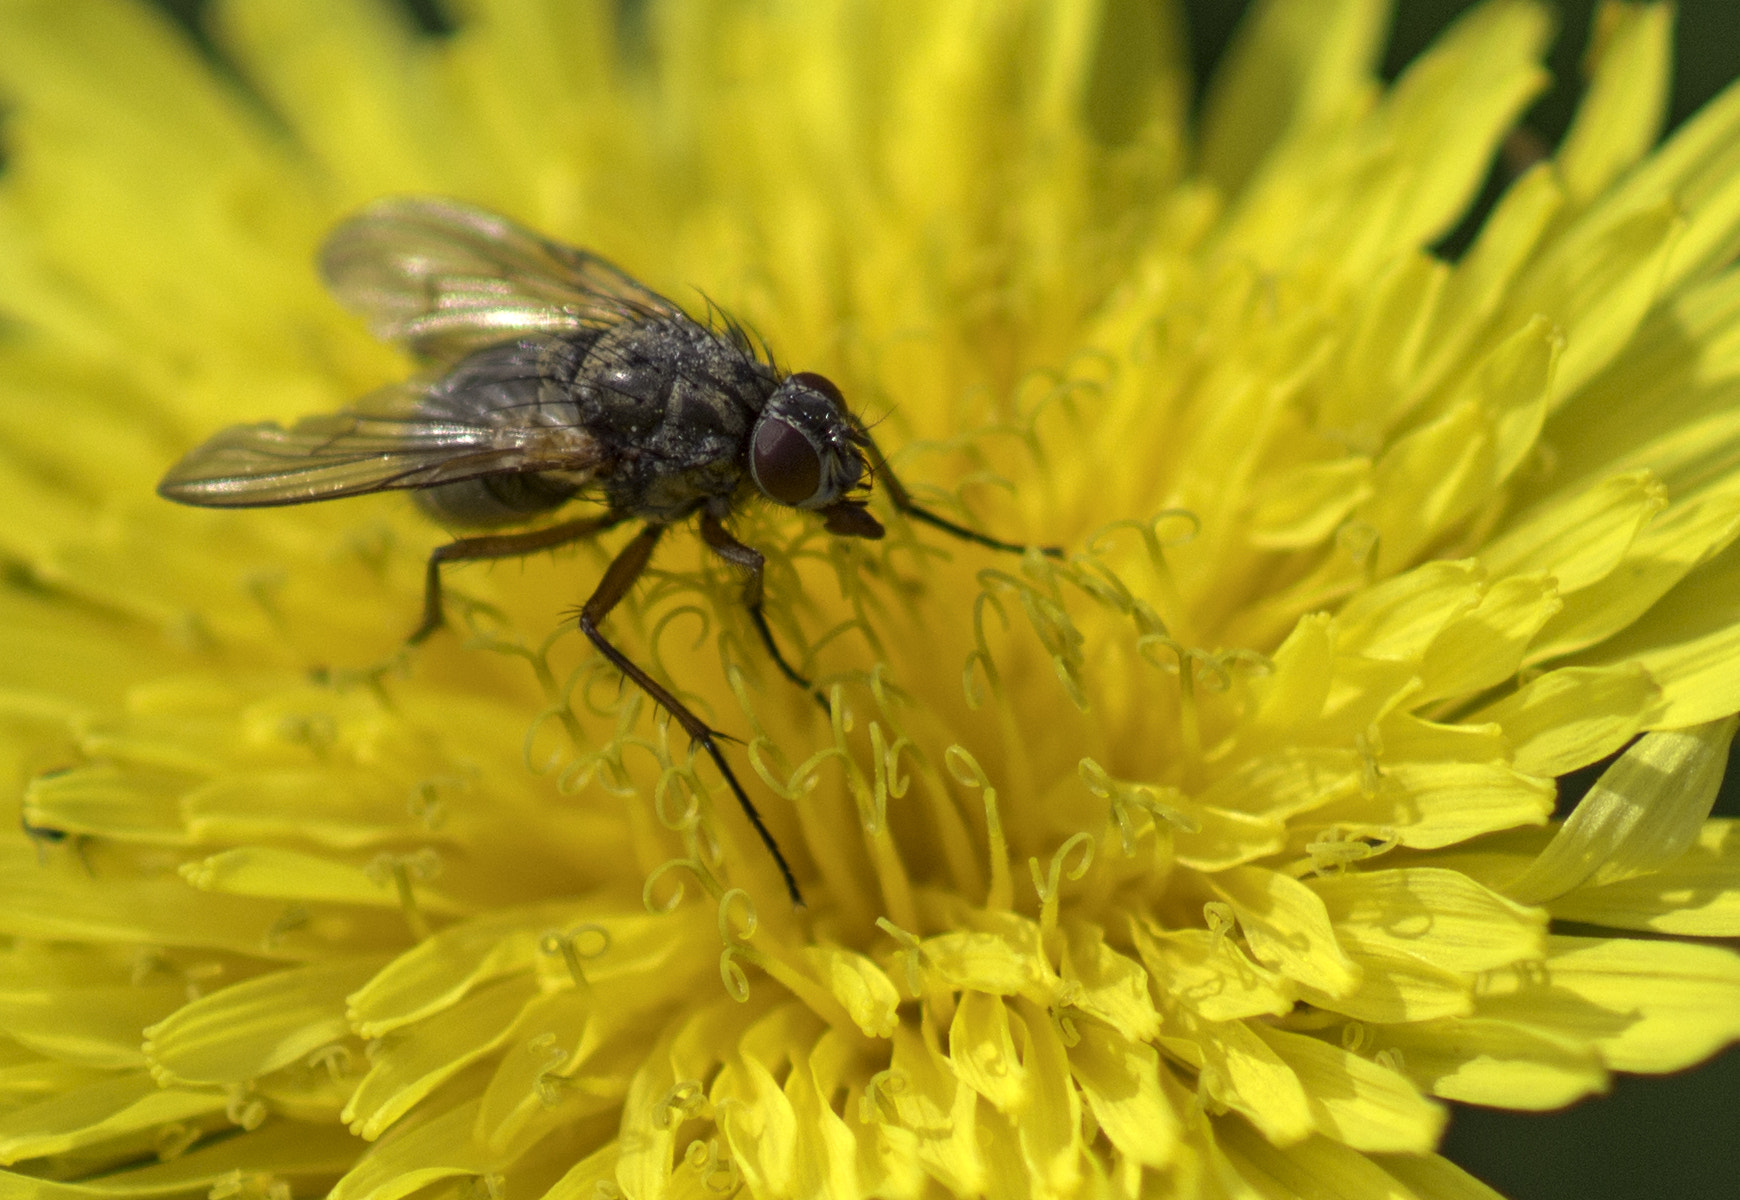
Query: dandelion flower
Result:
<box><xmin>4</xmin><ymin>1</ymin><xmax>1740</xmax><ymax>1198</ymax></box>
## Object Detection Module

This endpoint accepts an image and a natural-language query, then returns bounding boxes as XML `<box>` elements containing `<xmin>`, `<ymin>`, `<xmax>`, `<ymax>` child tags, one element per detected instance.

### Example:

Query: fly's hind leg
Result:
<box><xmin>580</xmin><ymin>522</ymin><xmax>805</xmax><ymax>907</ymax></box>
<box><xmin>408</xmin><ymin>513</ymin><xmax>624</xmax><ymax>645</ymax></box>
<box><xmin>700</xmin><ymin>509</ymin><xmax>829</xmax><ymax>715</ymax></box>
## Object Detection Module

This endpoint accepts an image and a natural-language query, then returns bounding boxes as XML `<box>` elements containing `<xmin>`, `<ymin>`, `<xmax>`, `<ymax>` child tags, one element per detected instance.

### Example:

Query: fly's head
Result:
<box><xmin>749</xmin><ymin>371</ymin><xmax>884</xmax><ymax>540</ymax></box>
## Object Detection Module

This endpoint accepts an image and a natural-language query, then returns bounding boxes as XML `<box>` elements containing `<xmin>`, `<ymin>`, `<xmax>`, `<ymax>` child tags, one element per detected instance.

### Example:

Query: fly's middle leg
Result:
<box><xmin>579</xmin><ymin>522</ymin><xmax>806</xmax><ymax>907</ymax></box>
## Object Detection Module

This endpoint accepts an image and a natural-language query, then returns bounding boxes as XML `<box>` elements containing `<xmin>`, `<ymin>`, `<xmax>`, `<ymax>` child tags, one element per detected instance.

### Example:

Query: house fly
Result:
<box><xmin>158</xmin><ymin>197</ymin><xmax>1056</xmax><ymax>906</ymax></box>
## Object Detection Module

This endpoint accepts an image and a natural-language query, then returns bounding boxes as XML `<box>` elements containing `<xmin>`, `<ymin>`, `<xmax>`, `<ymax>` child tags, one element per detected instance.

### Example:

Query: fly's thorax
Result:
<box><xmin>574</xmin><ymin>319</ymin><xmax>771</xmax><ymax>443</ymax></box>
<box><xmin>577</xmin><ymin>317</ymin><xmax>777</xmax><ymax>520</ymax></box>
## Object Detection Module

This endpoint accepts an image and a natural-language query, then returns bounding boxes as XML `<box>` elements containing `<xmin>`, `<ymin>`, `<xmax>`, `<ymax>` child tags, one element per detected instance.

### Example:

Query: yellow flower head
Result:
<box><xmin>4</xmin><ymin>2</ymin><xmax>1740</xmax><ymax>1198</ymax></box>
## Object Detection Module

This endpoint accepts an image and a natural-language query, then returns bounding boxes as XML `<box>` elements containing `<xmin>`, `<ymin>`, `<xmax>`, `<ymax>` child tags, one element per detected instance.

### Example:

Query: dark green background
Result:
<box><xmin>98</xmin><ymin>1</ymin><xmax>1740</xmax><ymax>1197</ymax></box>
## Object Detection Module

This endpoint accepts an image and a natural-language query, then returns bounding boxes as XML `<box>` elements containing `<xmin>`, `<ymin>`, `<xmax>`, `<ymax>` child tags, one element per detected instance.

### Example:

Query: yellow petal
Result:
<box><xmin>1324</xmin><ymin>252</ymin><xmax>1446</xmax><ymax>434</ymax></box>
<box><xmin>1555</xmin><ymin>1</ymin><xmax>1672</xmax><ymax>204</ymax></box>
<box><xmin>921</xmin><ymin>928</ymin><xmax>1042</xmax><ymax>997</ymax></box>
<box><xmin>1417</xmin><ymin>164</ymin><xmax>1564</xmax><ymax>394</ymax></box>
<box><xmin>1310</xmin><ymin>758</ymin><xmax>1555</xmax><ymax>848</ymax></box>
<box><xmin>0</xmin><ymin>1071</ymin><xmax>223</xmax><ymax>1165</ymax></box>
<box><xmin>1247</xmin><ymin>456</ymin><xmax>1375</xmax><ymax>549</ymax></box>
<box><xmin>1300</xmin><ymin>946</ymin><xmax>1472</xmax><ymax>1023</ymax></box>
<box><xmin>1217</xmin><ymin>0</ymin><xmax>1550</xmax><ymax>281</ymax></box>
<box><xmin>718</xmin><ymin>1053</ymin><xmax>799</xmax><ymax>1199</ymax></box>
<box><xmin>20</xmin><ymin>759</ymin><xmax>191</xmax><ymax>844</ymax></box>
<box><xmin>328</xmin><ymin>1095</ymin><xmax>488</xmax><ymax>1200</ymax></box>
<box><xmin>1197</xmin><ymin>0</ymin><xmax>1388</xmax><ymax>199</ymax></box>
<box><xmin>145</xmin><ymin>956</ymin><xmax>385</xmax><ymax>1087</ymax></box>
<box><xmin>539</xmin><ymin>1144</ymin><xmax>621</xmax><ymax>1200</ymax></box>
<box><xmin>342</xmin><ymin>974</ymin><xmax>538</xmax><ymax>1141</ymax></box>
<box><xmin>614</xmin><ymin>999</ymin><xmax>757</xmax><ymax>1200</ymax></box>
<box><xmin>9</xmin><ymin>1117</ymin><xmax>361</xmax><ymax>1200</ymax></box>
<box><xmin>1481</xmin><ymin>470</ymin><xmax>1665</xmax><ymax>596</ymax></box>
<box><xmin>1596</xmin><ymin>73</ymin><xmax>1740</xmax><ymax>292</ymax></box>
<box><xmin>948</xmin><ymin>990</ymin><xmax>1026</xmax><ymax>1114</ymax></box>
<box><xmin>1242</xmin><ymin>614</ymin><xmax>1335</xmax><ymax>741</ymax></box>
<box><xmin>179</xmin><ymin>847</ymin><xmax>468</xmax><ymax>916</ymax></box>
<box><xmin>1068</xmin><ymin>1022</ymin><xmax>1180</xmax><ymax>1168</ymax></box>
<box><xmin>1130</xmin><ymin>924</ymin><xmax>1294</xmax><ymax>1023</ymax></box>
<box><xmin>1505</xmin><ymin>198</ymin><xmax>1682</xmax><ymax>407</ymax></box>
<box><xmin>1009</xmin><ymin>999</ymin><xmax>1083</xmax><ymax>1199</ymax></box>
<box><xmin>1417</xmin><ymin>573</ymin><xmax>1561</xmax><ymax>703</ymax></box>
<box><xmin>1361</xmin><ymin>405</ymin><xmax>1497</xmax><ymax>577</ymax></box>
<box><xmin>1375</xmin><ymin>1152</ymin><xmax>1513</xmax><ymax>1200</ymax></box>
<box><xmin>1193</xmin><ymin>747</ymin><xmax>1361</xmax><ymax>822</ymax></box>
<box><xmin>1217</xmin><ymin>1117</ymin><xmax>1428</xmax><ymax>1199</ymax></box>
<box><xmin>349</xmin><ymin>906</ymin><xmax>705</xmax><ymax>1037</ymax></box>
<box><xmin>888</xmin><ymin>1024</ymin><xmax>983</xmax><ymax>1196</ymax></box>
<box><xmin>1573</xmin><ymin>532</ymin><xmax>1740</xmax><ymax>726</ymax></box>
<box><xmin>1526</xmin><ymin>263</ymin><xmax>1740</xmax><ymax>496</ymax></box>
<box><xmin>1173</xmin><ymin>804</ymin><xmax>1290</xmax><ymax>871</ymax></box>
<box><xmin>0</xmin><ymin>970</ymin><xmax>183</xmax><ymax>1070</ymax></box>
<box><xmin>1344</xmin><ymin>0</ymin><xmax>1550</xmax><ymax>265</ymax></box>
<box><xmin>805</xmin><ymin>944</ymin><xmax>900</xmax><ymax>1039</ymax></box>
<box><xmin>1478</xmin><ymin>935</ymin><xmax>1740</xmax><ymax>1073</ymax></box>
<box><xmin>1311</xmin><ymin>868</ymin><xmax>1545</xmax><ymax>973</ymax></box>
<box><xmin>1253</xmin><ymin>1025</ymin><xmax>1444</xmax><ymax>1153</ymax></box>
<box><xmin>1505</xmin><ymin>717</ymin><xmax>1736</xmax><ymax>903</ymax></box>
<box><xmin>476</xmin><ymin>980</ymin><xmax>654</xmax><ymax>1147</ymax></box>
<box><xmin>0</xmin><ymin>1054</ymin><xmax>104</xmax><ymax>1109</ymax></box>
<box><xmin>1059</xmin><ymin>924</ymin><xmax>1159</xmax><ymax>1041</ymax></box>
<box><xmin>1212</xmin><ymin>867</ymin><xmax>1360</xmax><ymax>997</ymax></box>
<box><xmin>1533</xmin><ymin>493</ymin><xmax>1740</xmax><ymax>666</ymax></box>
<box><xmin>216</xmin><ymin>0</ymin><xmax>459</xmax><ymax>202</ymax></box>
<box><xmin>1332</xmin><ymin>561</ymin><xmax>1482</xmax><ymax>663</ymax></box>
<box><xmin>1380</xmin><ymin>1014</ymin><xmax>1607</xmax><ymax>1109</ymax></box>
<box><xmin>1164</xmin><ymin>1006</ymin><xmax>1312</xmax><ymax>1145</ymax></box>
<box><xmin>1365</xmin><ymin>317</ymin><xmax>1557</xmax><ymax>574</ymax></box>
<box><xmin>1474</xmin><ymin>662</ymin><xmax>1656</xmax><ymax>777</ymax></box>
<box><xmin>1549</xmin><ymin>818</ymin><xmax>1740</xmax><ymax>935</ymax></box>
<box><xmin>782</xmin><ymin>1041</ymin><xmax>863</xmax><ymax>1200</ymax></box>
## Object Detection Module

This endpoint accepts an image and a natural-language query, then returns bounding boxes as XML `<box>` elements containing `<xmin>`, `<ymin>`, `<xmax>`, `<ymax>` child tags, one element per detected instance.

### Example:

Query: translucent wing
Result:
<box><xmin>158</xmin><ymin>371</ymin><xmax>606</xmax><ymax>508</ymax></box>
<box><xmin>320</xmin><ymin>196</ymin><xmax>689</xmax><ymax>362</ymax></box>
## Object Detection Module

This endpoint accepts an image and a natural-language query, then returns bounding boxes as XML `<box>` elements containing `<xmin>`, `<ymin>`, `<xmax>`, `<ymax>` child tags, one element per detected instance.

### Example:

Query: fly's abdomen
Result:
<box><xmin>413</xmin><ymin>471</ymin><xmax>581</xmax><ymax>528</ymax></box>
<box><xmin>406</xmin><ymin>337</ymin><xmax>600</xmax><ymax>528</ymax></box>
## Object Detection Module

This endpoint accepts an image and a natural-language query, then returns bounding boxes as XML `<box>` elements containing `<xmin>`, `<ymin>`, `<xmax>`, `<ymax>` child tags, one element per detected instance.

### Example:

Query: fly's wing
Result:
<box><xmin>320</xmin><ymin>196</ymin><xmax>689</xmax><ymax>362</ymax></box>
<box><xmin>158</xmin><ymin>376</ymin><xmax>606</xmax><ymax>508</ymax></box>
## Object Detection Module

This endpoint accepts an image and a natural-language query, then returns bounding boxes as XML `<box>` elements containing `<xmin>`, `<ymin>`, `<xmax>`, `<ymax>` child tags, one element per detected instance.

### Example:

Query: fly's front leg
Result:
<box><xmin>580</xmin><ymin>522</ymin><xmax>805</xmax><ymax>907</ymax></box>
<box><xmin>409</xmin><ymin>513</ymin><xmax>624</xmax><ymax>645</ymax></box>
<box><xmin>700</xmin><ymin>509</ymin><xmax>829</xmax><ymax>714</ymax></box>
<box><xmin>853</xmin><ymin>423</ymin><xmax>1064</xmax><ymax>559</ymax></box>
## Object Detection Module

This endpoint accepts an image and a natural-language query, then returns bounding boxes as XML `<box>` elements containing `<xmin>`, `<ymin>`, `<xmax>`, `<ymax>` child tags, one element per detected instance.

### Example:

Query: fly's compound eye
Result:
<box><xmin>751</xmin><ymin>415</ymin><xmax>823</xmax><ymax>507</ymax></box>
<box><xmin>787</xmin><ymin>371</ymin><xmax>845</xmax><ymax>409</ymax></box>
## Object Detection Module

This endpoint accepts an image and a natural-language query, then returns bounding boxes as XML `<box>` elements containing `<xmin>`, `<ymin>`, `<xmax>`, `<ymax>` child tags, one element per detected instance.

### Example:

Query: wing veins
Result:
<box><xmin>320</xmin><ymin>197</ymin><xmax>689</xmax><ymax>361</ymax></box>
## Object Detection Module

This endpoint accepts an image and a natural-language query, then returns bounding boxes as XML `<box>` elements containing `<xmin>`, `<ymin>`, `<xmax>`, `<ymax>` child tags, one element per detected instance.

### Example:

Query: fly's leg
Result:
<box><xmin>854</xmin><ymin>423</ymin><xmax>1064</xmax><ymax>559</ymax></box>
<box><xmin>408</xmin><ymin>513</ymin><xmax>624</xmax><ymax>645</ymax></box>
<box><xmin>700</xmin><ymin>509</ymin><xmax>829</xmax><ymax>715</ymax></box>
<box><xmin>580</xmin><ymin>523</ymin><xmax>805</xmax><ymax>908</ymax></box>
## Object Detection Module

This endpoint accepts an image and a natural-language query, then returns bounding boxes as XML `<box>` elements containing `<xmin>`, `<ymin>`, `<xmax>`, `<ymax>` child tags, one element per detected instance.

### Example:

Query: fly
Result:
<box><xmin>158</xmin><ymin>197</ymin><xmax>1057</xmax><ymax>906</ymax></box>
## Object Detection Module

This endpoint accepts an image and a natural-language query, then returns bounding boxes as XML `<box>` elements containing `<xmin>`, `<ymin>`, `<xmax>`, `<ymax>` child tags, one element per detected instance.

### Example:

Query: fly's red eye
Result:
<box><xmin>751</xmin><ymin>416</ymin><xmax>823</xmax><ymax>506</ymax></box>
<box><xmin>787</xmin><ymin>371</ymin><xmax>845</xmax><ymax>409</ymax></box>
